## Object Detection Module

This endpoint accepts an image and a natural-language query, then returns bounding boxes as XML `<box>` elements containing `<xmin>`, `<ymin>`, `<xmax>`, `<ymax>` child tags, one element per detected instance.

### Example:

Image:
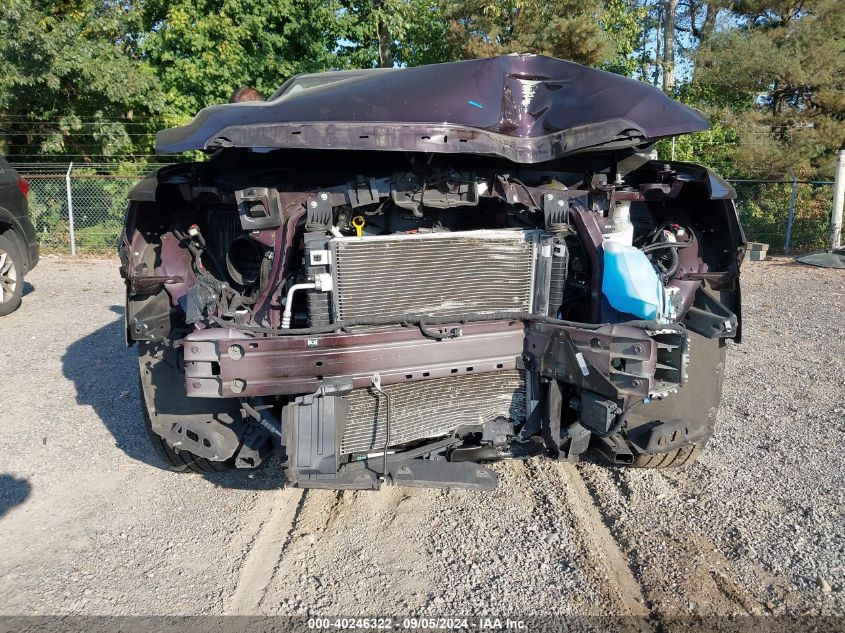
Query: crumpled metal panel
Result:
<box><xmin>156</xmin><ymin>54</ymin><xmax>708</xmax><ymax>162</ymax></box>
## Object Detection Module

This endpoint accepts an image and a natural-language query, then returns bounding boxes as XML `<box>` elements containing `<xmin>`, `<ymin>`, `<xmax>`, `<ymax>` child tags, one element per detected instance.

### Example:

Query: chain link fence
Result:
<box><xmin>731</xmin><ymin>180</ymin><xmax>835</xmax><ymax>254</ymax></box>
<box><xmin>13</xmin><ymin>165</ymin><xmax>838</xmax><ymax>257</ymax></box>
<box><xmin>24</xmin><ymin>171</ymin><xmax>142</xmax><ymax>254</ymax></box>
<box><xmin>18</xmin><ymin>165</ymin><xmax>146</xmax><ymax>254</ymax></box>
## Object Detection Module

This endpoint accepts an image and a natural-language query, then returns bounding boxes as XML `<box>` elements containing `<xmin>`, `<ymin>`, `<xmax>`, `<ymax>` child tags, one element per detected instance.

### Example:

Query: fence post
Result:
<box><xmin>65</xmin><ymin>162</ymin><xmax>77</xmax><ymax>256</ymax></box>
<box><xmin>784</xmin><ymin>176</ymin><xmax>798</xmax><ymax>256</ymax></box>
<box><xmin>832</xmin><ymin>149</ymin><xmax>845</xmax><ymax>250</ymax></box>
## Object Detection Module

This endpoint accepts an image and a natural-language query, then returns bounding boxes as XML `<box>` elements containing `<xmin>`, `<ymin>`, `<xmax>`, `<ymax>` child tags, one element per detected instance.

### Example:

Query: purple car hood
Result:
<box><xmin>156</xmin><ymin>54</ymin><xmax>708</xmax><ymax>163</ymax></box>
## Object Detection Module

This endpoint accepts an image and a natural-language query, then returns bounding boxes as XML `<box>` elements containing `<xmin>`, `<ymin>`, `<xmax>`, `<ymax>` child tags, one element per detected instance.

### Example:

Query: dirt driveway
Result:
<box><xmin>0</xmin><ymin>256</ymin><xmax>842</xmax><ymax>620</ymax></box>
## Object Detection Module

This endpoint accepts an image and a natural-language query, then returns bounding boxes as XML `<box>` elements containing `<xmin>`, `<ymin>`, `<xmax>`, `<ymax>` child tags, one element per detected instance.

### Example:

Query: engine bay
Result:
<box><xmin>122</xmin><ymin>148</ymin><xmax>744</xmax><ymax>489</ymax></box>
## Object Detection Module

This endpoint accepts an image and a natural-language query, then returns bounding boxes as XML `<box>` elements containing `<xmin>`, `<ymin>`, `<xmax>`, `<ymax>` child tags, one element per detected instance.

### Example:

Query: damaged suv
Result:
<box><xmin>120</xmin><ymin>55</ymin><xmax>744</xmax><ymax>490</ymax></box>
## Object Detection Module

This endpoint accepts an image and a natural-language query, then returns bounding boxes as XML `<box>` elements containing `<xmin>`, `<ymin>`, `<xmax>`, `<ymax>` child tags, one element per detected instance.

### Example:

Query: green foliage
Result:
<box><xmin>142</xmin><ymin>0</ymin><xmax>346</xmax><ymax>114</ymax></box>
<box><xmin>26</xmin><ymin>177</ymin><xmax>68</xmax><ymax>241</ymax></box>
<box><xmin>336</xmin><ymin>0</ymin><xmax>644</xmax><ymax>71</ymax></box>
<box><xmin>26</xmin><ymin>173</ymin><xmax>137</xmax><ymax>252</ymax></box>
<box><xmin>600</xmin><ymin>0</ymin><xmax>648</xmax><ymax>76</ymax></box>
<box><xmin>0</xmin><ymin>0</ymin><xmax>168</xmax><ymax>162</ymax></box>
<box><xmin>0</xmin><ymin>0</ymin><xmax>842</xmax><ymax>185</ymax></box>
<box><xmin>441</xmin><ymin>0</ymin><xmax>614</xmax><ymax>66</ymax></box>
<box><xmin>656</xmin><ymin>122</ymin><xmax>741</xmax><ymax>177</ymax></box>
<box><xmin>656</xmin><ymin>84</ymin><xmax>744</xmax><ymax>177</ymax></box>
<box><xmin>390</xmin><ymin>0</ymin><xmax>452</xmax><ymax>67</ymax></box>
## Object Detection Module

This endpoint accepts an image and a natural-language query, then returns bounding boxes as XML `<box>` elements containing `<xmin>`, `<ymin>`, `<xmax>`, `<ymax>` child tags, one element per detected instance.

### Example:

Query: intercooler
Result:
<box><xmin>340</xmin><ymin>370</ymin><xmax>527</xmax><ymax>455</ymax></box>
<box><xmin>330</xmin><ymin>229</ymin><xmax>544</xmax><ymax>321</ymax></box>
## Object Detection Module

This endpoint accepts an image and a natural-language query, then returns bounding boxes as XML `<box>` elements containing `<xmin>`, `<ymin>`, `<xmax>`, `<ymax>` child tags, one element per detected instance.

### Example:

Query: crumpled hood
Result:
<box><xmin>156</xmin><ymin>54</ymin><xmax>708</xmax><ymax>163</ymax></box>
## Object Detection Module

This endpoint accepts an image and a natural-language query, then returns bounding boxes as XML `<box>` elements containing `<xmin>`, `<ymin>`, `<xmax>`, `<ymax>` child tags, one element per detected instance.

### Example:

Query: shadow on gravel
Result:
<box><xmin>0</xmin><ymin>474</ymin><xmax>31</xmax><ymax>518</ymax></box>
<box><xmin>61</xmin><ymin>305</ymin><xmax>283</xmax><ymax>490</ymax></box>
<box><xmin>22</xmin><ymin>281</ymin><xmax>34</xmax><ymax>297</ymax></box>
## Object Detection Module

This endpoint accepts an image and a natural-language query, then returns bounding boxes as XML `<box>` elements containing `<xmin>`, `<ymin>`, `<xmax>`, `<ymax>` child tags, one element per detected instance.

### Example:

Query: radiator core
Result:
<box><xmin>340</xmin><ymin>370</ymin><xmax>527</xmax><ymax>455</ymax></box>
<box><xmin>330</xmin><ymin>230</ymin><xmax>539</xmax><ymax>322</ymax></box>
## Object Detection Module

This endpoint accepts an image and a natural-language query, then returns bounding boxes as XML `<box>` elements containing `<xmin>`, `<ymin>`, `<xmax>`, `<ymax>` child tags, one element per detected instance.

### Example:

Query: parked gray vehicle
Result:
<box><xmin>0</xmin><ymin>156</ymin><xmax>39</xmax><ymax>315</ymax></box>
<box><xmin>121</xmin><ymin>55</ymin><xmax>745</xmax><ymax>490</ymax></box>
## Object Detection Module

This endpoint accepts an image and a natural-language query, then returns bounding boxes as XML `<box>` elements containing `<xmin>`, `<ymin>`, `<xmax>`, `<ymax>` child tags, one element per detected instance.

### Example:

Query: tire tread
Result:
<box><xmin>630</xmin><ymin>442</ymin><xmax>702</xmax><ymax>469</ymax></box>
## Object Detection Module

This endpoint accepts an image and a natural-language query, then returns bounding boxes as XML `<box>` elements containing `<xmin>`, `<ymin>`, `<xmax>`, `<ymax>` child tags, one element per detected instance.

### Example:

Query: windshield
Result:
<box><xmin>269</xmin><ymin>69</ymin><xmax>395</xmax><ymax>101</ymax></box>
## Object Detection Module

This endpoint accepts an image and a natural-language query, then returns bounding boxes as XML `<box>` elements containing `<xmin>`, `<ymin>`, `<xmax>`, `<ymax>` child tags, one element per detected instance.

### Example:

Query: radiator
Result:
<box><xmin>340</xmin><ymin>370</ymin><xmax>526</xmax><ymax>455</ymax></box>
<box><xmin>330</xmin><ymin>230</ymin><xmax>540</xmax><ymax>322</ymax></box>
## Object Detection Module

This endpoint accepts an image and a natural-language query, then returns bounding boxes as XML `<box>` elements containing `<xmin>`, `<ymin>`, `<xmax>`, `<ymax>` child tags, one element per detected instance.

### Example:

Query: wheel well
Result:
<box><xmin>0</xmin><ymin>223</ymin><xmax>20</xmax><ymax>248</ymax></box>
<box><xmin>0</xmin><ymin>223</ymin><xmax>27</xmax><ymax>268</ymax></box>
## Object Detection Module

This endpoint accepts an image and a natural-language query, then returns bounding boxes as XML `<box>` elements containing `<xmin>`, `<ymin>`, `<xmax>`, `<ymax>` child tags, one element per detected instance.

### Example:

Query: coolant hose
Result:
<box><xmin>281</xmin><ymin>282</ymin><xmax>316</xmax><ymax>328</ymax></box>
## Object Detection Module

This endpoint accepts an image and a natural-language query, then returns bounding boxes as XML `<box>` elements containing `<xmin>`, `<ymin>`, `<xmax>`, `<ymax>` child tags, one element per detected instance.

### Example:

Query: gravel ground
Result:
<box><xmin>0</xmin><ymin>255</ymin><xmax>842</xmax><ymax>620</ymax></box>
<box><xmin>252</xmin><ymin>460</ymin><xmax>644</xmax><ymax>616</ymax></box>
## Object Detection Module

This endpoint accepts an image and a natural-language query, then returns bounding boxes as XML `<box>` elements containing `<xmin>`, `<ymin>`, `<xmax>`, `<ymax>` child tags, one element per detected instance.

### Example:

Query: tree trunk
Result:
<box><xmin>639</xmin><ymin>0</ymin><xmax>650</xmax><ymax>82</ymax></box>
<box><xmin>374</xmin><ymin>0</ymin><xmax>393</xmax><ymax>68</ymax></box>
<box><xmin>653</xmin><ymin>3</ymin><xmax>662</xmax><ymax>86</ymax></box>
<box><xmin>690</xmin><ymin>2</ymin><xmax>718</xmax><ymax>81</ymax></box>
<box><xmin>700</xmin><ymin>2</ymin><xmax>717</xmax><ymax>43</ymax></box>
<box><xmin>662</xmin><ymin>0</ymin><xmax>677</xmax><ymax>93</ymax></box>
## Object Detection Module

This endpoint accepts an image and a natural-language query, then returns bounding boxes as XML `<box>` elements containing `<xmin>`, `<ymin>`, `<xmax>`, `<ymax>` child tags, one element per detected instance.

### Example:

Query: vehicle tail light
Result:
<box><xmin>17</xmin><ymin>177</ymin><xmax>29</xmax><ymax>198</ymax></box>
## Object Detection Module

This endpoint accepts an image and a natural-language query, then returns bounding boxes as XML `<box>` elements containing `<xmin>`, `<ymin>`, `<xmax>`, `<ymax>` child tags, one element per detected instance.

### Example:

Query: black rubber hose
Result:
<box><xmin>241</xmin><ymin>399</ymin><xmax>283</xmax><ymax>441</ymax></box>
<box><xmin>653</xmin><ymin>245</ymin><xmax>680</xmax><ymax>281</ymax></box>
<box><xmin>641</xmin><ymin>241</ymin><xmax>692</xmax><ymax>253</ymax></box>
<box><xmin>610</xmin><ymin>397</ymin><xmax>649</xmax><ymax>436</ymax></box>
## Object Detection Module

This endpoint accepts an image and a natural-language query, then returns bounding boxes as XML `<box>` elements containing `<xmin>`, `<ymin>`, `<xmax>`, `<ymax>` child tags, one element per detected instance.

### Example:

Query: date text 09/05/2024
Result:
<box><xmin>307</xmin><ymin>617</ymin><xmax>528</xmax><ymax>630</ymax></box>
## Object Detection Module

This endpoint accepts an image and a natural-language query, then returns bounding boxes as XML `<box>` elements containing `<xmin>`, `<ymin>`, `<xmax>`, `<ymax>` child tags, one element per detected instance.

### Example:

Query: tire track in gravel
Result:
<box><xmin>575</xmin><ymin>463</ymin><xmax>764</xmax><ymax>617</ymax></box>
<box><xmin>229</xmin><ymin>459</ymin><xmax>651</xmax><ymax>616</ymax></box>
<box><xmin>253</xmin><ymin>460</ymin><xmax>641</xmax><ymax>615</ymax></box>
<box><xmin>558</xmin><ymin>464</ymin><xmax>650</xmax><ymax>616</ymax></box>
<box><xmin>522</xmin><ymin>460</ymin><xmax>649</xmax><ymax>616</ymax></box>
<box><xmin>228</xmin><ymin>487</ymin><xmax>307</xmax><ymax>614</ymax></box>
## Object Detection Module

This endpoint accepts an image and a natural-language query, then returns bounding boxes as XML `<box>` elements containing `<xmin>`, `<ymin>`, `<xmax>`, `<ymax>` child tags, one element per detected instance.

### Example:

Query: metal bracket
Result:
<box><xmin>541</xmin><ymin>191</ymin><xmax>569</xmax><ymax>227</ymax></box>
<box><xmin>306</xmin><ymin>192</ymin><xmax>333</xmax><ymax>230</ymax></box>
<box><xmin>524</xmin><ymin>321</ymin><xmax>685</xmax><ymax>400</ymax></box>
<box><xmin>235</xmin><ymin>187</ymin><xmax>281</xmax><ymax>230</ymax></box>
<box><xmin>390</xmin><ymin>460</ymin><xmax>498</xmax><ymax>491</ymax></box>
<box><xmin>347</xmin><ymin>176</ymin><xmax>382</xmax><ymax>208</ymax></box>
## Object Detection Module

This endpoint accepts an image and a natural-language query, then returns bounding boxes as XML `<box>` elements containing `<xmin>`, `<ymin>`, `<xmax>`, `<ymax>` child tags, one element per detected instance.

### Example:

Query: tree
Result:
<box><xmin>142</xmin><ymin>0</ymin><xmax>347</xmax><ymax>115</ymax></box>
<box><xmin>693</xmin><ymin>0</ymin><xmax>845</xmax><ymax>178</ymax></box>
<box><xmin>600</xmin><ymin>0</ymin><xmax>650</xmax><ymax>77</ymax></box>
<box><xmin>677</xmin><ymin>0</ymin><xmax>721</xmax><ymax>46</ymax></box>
<box><xmin>441</xmin><ymin>0</ymin><xmax>615</xmax><ymax>66</ymax></box>
<box><xmin>337</xmin><ymin>0</ymin><xmax>648</xmax><ymax>73</ymax></box>
<box><xmin>373</xmin><ymin>0</ymin><xmax>393</xmax><ymax>67</ymax></box>
<box><xmin>392</xmin><ymin>0</ymin><xmax>452</xmax><ymax>66</ymax></box>
<box><xmin>333</xmin><ymin>0</ymin><xmax>451</xmax><ymax>68</ymax></box>
<box><xmin>0</xmin><ymin>0</ymin><xmax>168</xmax><ymax>162</ymax></box>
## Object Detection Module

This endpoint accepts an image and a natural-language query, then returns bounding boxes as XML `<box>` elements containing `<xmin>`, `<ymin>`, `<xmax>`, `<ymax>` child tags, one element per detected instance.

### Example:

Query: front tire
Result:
<box><xmin>139</xmin><ymin>376</ymin><xmax>233</xmax><ymax>473</ymax></box>
<box><xmin>137</xmin><ymin>342</ymin><xmax>237</xmax><ymax>473</ymax></box>
<box><xmin>622</xmin><ymin>330</ymin><xmax>727</xmax><ymax>469</ymax></box>
<box><xmin>630</xmin><ymin>443</ymin><xmax>702</xmax><ymax>468</ymax></box>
